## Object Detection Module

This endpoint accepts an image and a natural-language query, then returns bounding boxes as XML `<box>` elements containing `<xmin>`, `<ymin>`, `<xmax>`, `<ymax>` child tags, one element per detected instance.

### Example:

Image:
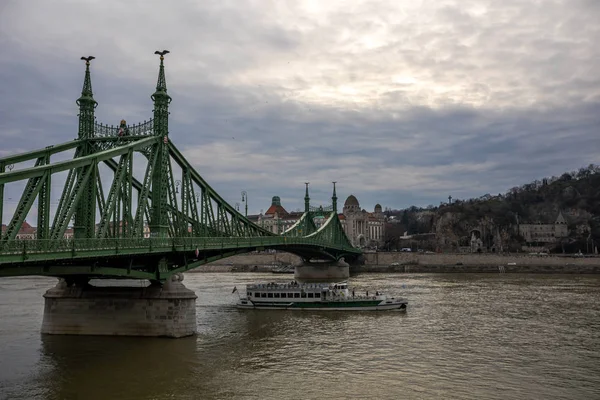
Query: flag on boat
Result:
<box><xmin>232</xmin><ymin>286</ymin><xmax>237</xmax><ymax>294</ymax></box>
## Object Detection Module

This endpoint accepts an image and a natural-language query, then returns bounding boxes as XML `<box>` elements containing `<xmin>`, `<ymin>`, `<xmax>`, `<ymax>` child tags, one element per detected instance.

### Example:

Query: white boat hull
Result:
<box><xmin>236</xmin><ymin>299</ymin><xmax>408</xmax><ymax>311</ymax></box>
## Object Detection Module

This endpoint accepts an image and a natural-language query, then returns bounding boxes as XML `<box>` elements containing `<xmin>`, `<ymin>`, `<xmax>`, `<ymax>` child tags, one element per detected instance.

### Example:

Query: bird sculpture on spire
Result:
<box><xmin>154</xmin><ymin>50</ymin><xmax>170</xmax><ymax>60</ymax></box>
<box><xmin>80</xmin><ymin>56</ymin><xmax>95</xmax><ymax>65</ymax></box>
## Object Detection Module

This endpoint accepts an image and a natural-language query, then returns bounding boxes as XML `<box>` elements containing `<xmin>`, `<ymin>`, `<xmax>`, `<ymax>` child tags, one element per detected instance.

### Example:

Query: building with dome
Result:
<box><xmin>339</xmin><ymin>195</ymin><xmax>386</xmax><ymax>248</ymax></box>
<box><xmin>254</xmin><ymin>196</ymin><xmax>301</xmax><ymax>234</ymax></box>
<box><xmin>252</xmin><ymin>193</ymin><xmax>386</xmax><ymax>248</ymax></box>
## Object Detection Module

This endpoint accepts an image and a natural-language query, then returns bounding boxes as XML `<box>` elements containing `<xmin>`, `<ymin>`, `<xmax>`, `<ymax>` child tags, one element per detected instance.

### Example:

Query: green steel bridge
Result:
<box><xmin>0</xmin><ymin>52</ymin><xmax>361</xmax><ymax>283</ymax></box>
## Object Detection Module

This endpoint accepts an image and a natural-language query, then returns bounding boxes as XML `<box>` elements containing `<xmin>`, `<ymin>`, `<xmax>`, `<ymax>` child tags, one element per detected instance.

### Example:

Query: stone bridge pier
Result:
<box><xmin>294</xmin><ymin>258</ymin><xmax>350</xmax><ymax>282</ymax></box>
<box><xmin>41</xmin><ymin>274</ymin><xmax>197</xmax><ymax>338</ymax></box>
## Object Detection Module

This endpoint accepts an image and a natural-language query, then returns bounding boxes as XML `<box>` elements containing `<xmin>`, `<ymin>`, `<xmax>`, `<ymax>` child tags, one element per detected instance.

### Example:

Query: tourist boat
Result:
<box><xmin>236</xmin><ymin>281</ymin><xmax>407</xmax><ymax>311</ymax></box>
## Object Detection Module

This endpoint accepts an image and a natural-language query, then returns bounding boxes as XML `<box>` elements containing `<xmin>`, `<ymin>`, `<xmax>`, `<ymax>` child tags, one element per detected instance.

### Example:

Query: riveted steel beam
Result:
<box><xmin>0</xmin><ymin>137</ymin><xmax>156</xmax><ymax>185</ymax></box>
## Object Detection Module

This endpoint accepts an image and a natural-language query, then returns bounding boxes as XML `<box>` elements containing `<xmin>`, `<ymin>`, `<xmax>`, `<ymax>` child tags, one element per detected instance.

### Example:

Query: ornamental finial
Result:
<box><xmin>154</xmin><ymin>50</ymin><xmax>170</xmax><ymax>61</ymax></box>
<box><xmin>304</xmin><ymin>182</ymin><xmax>310</xmax><ymax>213</ymax></box>
<box><xmin>77</xmin><ymin>55</ymin><xmax>97</xmax><ymax>108</ymax></box>
<box><xmin>332</xmin><ymin>181</ymin><xmax>338</xmax><ymax>213</ymax></box>
<box><xmin>77</xmin><ymin>56</ymin><xmax>97</xmax><ymax>139</ymax></box>
<box><xmin>153</xmin><ymin>50</ymin><xmax>171</xmax><ymax>97</ymax></box>
<box><xmin>80</xmin><ymin>56</ymin><xmax>95</xmax><ymax>66</ymax></box>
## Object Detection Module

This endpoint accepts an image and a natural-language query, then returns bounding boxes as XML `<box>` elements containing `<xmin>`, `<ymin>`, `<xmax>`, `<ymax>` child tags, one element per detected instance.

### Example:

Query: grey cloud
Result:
<box><xmin>0</xmin><ymin>0</ymin><xmax>599</xmax><ymax>215</ymax></box>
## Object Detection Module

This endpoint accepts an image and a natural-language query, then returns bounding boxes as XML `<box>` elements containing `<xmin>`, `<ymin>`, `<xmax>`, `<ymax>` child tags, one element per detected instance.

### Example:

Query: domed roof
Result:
<box><xmin>344</xmin><ymin>195</ymin><xmax>359</xmax><ymax>207</ymax></box>
<box><xmin>374</xmin><ymin>204</ymin><xmax>382</xmax><ymax>212</ymax></box>
<box><xmin>265</xmin><ymin>195</ymin><xmax>288</xmax><ymax>216</ymax></box>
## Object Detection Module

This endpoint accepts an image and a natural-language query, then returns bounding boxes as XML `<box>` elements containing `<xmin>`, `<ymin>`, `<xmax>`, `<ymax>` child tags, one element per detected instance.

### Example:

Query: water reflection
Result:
<box><xmin>1</xmin><ymin>273</ymin><xmax>599</xmax><ymax>400</ymax></box>
<box><xmin>38</xmin><ymin>335</ymin><xmax>198</xmax><ymax>400</ymax></box>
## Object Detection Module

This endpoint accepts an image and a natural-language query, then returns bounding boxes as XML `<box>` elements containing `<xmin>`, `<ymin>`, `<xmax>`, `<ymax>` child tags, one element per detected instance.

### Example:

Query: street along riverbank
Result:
<box><xmin>190</xmin><ymin>252</ymin><xmax>600</xmax><ymax>273</ymax></box>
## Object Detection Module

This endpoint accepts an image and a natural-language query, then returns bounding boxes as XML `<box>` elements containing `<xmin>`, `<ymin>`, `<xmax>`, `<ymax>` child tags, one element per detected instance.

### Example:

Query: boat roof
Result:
<box><xmin>246</xmin><ymin>281</ymin><xmax>348</xmax><ymax>289</ymax></box>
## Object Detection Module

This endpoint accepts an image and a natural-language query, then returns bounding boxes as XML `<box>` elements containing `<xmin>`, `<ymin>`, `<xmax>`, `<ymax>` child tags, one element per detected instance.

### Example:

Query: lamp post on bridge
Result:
<box><xmin>241</xmin><ymin>191</ymin><xmax>248</xmax><ymax>217</ymax></box>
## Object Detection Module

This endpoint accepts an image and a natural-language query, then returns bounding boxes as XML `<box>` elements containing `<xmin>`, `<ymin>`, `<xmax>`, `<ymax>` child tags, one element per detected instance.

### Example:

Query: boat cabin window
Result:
<box><xmin>301</xmin><ymin>292</ymin><xmax>307</xmax><ymax>298</ymax></box>
<box><xmin>274</xmin><ymin>293</ymin><xmax>280</xmax><ymax>298</ymax></box>
<box><xmin>261</xmin><ymin>293</ymin><xmax>267</xmax><ymax>298</ymax></box>
<box><xmin>294</xmin><ymin>293</ymin><xmax>300</xmax><ymax>298</ymax></box>
<box><xmin>308</xmin><ymin>293</ymin><xmax>314</xmax><ymax>298</ymax></box>
<box><xmin>247</xmin><ymin>292</ymin><xmax>252</xmax><ymax>297</ymax></box>
<box><xmin>315</xmin><ymin>292</ymin><xmax>320</xmax><ymax>298</ymax></box>
<box><xmin>267</xmin><ymin>293</ymin><xmax>273</xmax><ymax>298</ymax></box>
<box><xmin>286</xmin><ymin>293</ymin><xmax>292</xmax><ymax>298</ymax></box>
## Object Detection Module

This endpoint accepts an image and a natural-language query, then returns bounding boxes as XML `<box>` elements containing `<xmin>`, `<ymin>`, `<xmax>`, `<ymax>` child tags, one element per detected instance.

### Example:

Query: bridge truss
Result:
<box><xmin>0</xmin><ymin>53</ymin><xmax>360</xmax><ymax>282</ymax></box>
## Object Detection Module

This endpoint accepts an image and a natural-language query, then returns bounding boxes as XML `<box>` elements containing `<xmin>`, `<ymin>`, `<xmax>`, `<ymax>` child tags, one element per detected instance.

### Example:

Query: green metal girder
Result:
<box><xmin>0</xmin><ymin>265</ymin><xmax>156</xmax><ymax>280</ymax></box>
<box><xmin>168</xmin><ymin>142</ymin><xmax>273</xmax><ymax>237</ymax></box>
<box><xmin>0</xmin><ymin>235</ymin><xmax>360</xmax><ymax>266</ymax></box>
<box><xmin>305</xmin><ymin>212</ymin><xmax>354</xmax><ymax>248</ymax></box>
<box><xmin>1</xmin><ymin>159</ymin><xmax>45</xmax><ymax>242</ymax></box>
<box><xmin>149</xmin><ymin>139</ymin><xmax>170</xmax><ymax>237</ymax></box>
<box><xmin>0</xmin><ymin>137</ymin><xmax>157</xmax><ymax>185</ymax></box>
<box><xmin>0</xmin><ymin>163</ymin><xmax>4</xmax><ymax>230</ymax></box>
<box><xmin>165</xmin><ymin>157</ymin><xmax>179</xmax><ymax>236</ymax></box>
<box><xmin>37</xmin><ymin>168</ymin><xmax>51</xmax><ymax>240</ymax></box>
<box><xmin>133</xmin><ymin>143</ymin><xmax>158</xmax><ymax>236</ymax></box>
<box><xmin>50</xmin><ymin>164</ymin><xmax>94</xmax><ymax>240</ymax></box>
<box><xmin>96</xmin><ymin>170</ymin><xmax>106</xmax><ymax>222</ymax></box>
<box><xmin>73</xmin><ymin>155</ymin><xmax>98</xmax><ymax>239</ymax></box>
<box><xmin>123</xmin><ymin>149</ymin><xmax>133</xmax><ymax>237</ymax></box>
<box><xmin>97</xmin><ymin>153</ymin><xmax>131</xmax><ymax>238</ymax></box>
<box><xmin>0</xmin><ymin>140</ymin><xmax>81</xmax><ymax>166</ymax></box>
<box><xmin>0</xmin><ymin>53</ymin><xmax>362</xmax><ymax>281</ymax></box>
<box><xmin>51</xmin><ymin>154</ymin><xmax>79</xmax><ymax>236</ymax></box>
<box><xmin>88</xmin><ymin>136</ymin><xmax>152</xmax><ymax>144</ymax></box>
<box><xmin>283</xmin><ymin>212</ymin><xmax>318</xmax><ymax>237</ymax></box>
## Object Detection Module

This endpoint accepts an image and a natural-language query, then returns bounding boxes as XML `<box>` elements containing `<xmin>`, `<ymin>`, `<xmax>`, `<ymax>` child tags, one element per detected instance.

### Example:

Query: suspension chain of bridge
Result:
<box><xmin>0</xmin><ymin>52</ymin><xmax>361</xmax><ymax>282</ymax></box>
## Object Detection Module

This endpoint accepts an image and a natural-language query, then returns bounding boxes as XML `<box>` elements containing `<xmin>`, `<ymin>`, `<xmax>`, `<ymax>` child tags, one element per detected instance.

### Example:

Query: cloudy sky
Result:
<box><xmin>1</xmin><ymin>0</ymin><xmax>599</xmax><ymax>218</ymax></box>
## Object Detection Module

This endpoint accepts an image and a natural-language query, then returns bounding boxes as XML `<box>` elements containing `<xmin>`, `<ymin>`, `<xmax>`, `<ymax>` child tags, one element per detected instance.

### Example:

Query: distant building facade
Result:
<box><xmin>253</xmin><ymin>196</ymin><xmax>302</xmax><ymax>234</ymax></box>
<box><xmin>518</xmin><ymin>212</ymin><xmax>569</xmax><ymax>244</ymax></box>
<box><xmin>252</xmin><ymin>194</ymin><xmax>387</xmax><ymax>248</ymax></box>
<box><xmin>339</xmin><ymin>195</ymin><xmax>386</xmax><ymax>248</ymax></box>
<box><xmin>2</xmin><ymin>221</ymin><xmax>37</xmax><ymax>240</ymax></box>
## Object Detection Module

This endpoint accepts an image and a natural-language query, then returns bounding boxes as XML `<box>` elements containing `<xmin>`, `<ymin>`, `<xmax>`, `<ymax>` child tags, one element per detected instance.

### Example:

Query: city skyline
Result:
<box><xmin>1</xmin><ymin>0</ymin><xmax>599</xmax><ymax>217</ymax></box>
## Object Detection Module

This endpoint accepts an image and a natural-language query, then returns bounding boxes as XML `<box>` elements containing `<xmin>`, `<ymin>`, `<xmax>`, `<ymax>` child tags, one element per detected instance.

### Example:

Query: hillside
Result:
<box><xmin>387</xmin><ymin>164</ymin><xmax>600</xmax><ymax>253</ymax></box>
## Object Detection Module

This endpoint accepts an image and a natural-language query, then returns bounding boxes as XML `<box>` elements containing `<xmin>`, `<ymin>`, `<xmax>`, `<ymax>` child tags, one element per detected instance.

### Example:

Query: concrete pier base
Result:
<box><xmin>294</xmin><ymin>259</ymin><xmax>350</xmax><ymax>282</ymax></box>
<box><xmin>41</xmin><ymin>274</ymin><xmax>197</xmax><ymax>338</ymax></box>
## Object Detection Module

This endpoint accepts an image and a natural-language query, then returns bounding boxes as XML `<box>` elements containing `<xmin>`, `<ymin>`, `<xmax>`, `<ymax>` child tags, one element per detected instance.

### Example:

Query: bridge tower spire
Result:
<box><xmin>76</xmin><ymin>56</ymin><xmax>98</xmax><ymax>139</ymax></box>
<box><xmin>73</xmin><ymin>56</ymin><xmax>98</xmax><ymax>239</ymax></box>
<box><xmin>304</xmin><ymin>182</ymin><xmax>310</xmax><ymax>213</ymax></box>
<box><xmin>332</xmin><ymin>181</ymin><xmax>338</xmax><ymax>213</ymax></box>
<box><xmin>150</xmin><ymin>50</ymin><xmax>172</xmax><ymax>237</ymax></box>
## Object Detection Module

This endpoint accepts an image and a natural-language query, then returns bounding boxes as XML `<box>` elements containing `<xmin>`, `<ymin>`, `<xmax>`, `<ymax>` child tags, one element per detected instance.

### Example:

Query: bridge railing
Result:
<box><xmin>0</xmin><ymin>236</ymin><xmax>360</xmax><ymax>261</ymax></box>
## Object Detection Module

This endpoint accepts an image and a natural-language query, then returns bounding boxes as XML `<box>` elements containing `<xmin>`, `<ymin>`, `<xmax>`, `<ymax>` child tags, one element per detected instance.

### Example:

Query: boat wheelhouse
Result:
<box><xmin>236</xmin><ymin>281</ymin><xmax>407</xmax><ymax>311</ymax></box>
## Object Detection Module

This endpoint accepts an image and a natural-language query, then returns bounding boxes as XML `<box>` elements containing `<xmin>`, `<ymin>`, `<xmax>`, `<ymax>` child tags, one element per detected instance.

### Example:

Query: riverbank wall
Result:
<box><xmin>191</xmin><ymin>252</ymin><xmax>600</xmax><ymax>273</ymax></box>
<box><xmin>358</xmin><ymin>252</ymin><xmax>600</xmax><ymax>273</ymax></box>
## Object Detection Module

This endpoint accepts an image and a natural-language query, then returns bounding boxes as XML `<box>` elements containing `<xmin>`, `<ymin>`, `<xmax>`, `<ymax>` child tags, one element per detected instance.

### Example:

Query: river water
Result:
<box><xmin>0</xmin><ymin>272</ymin><xmax>599</xmax><ymax>400</ymax></box>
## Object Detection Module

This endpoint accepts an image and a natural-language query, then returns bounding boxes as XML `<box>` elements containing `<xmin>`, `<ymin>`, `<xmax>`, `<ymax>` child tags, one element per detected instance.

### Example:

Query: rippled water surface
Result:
<box><xmin>0</xmin><ymin>273</ymin><xmax>599</xmax><ymax>399</ymax></box>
